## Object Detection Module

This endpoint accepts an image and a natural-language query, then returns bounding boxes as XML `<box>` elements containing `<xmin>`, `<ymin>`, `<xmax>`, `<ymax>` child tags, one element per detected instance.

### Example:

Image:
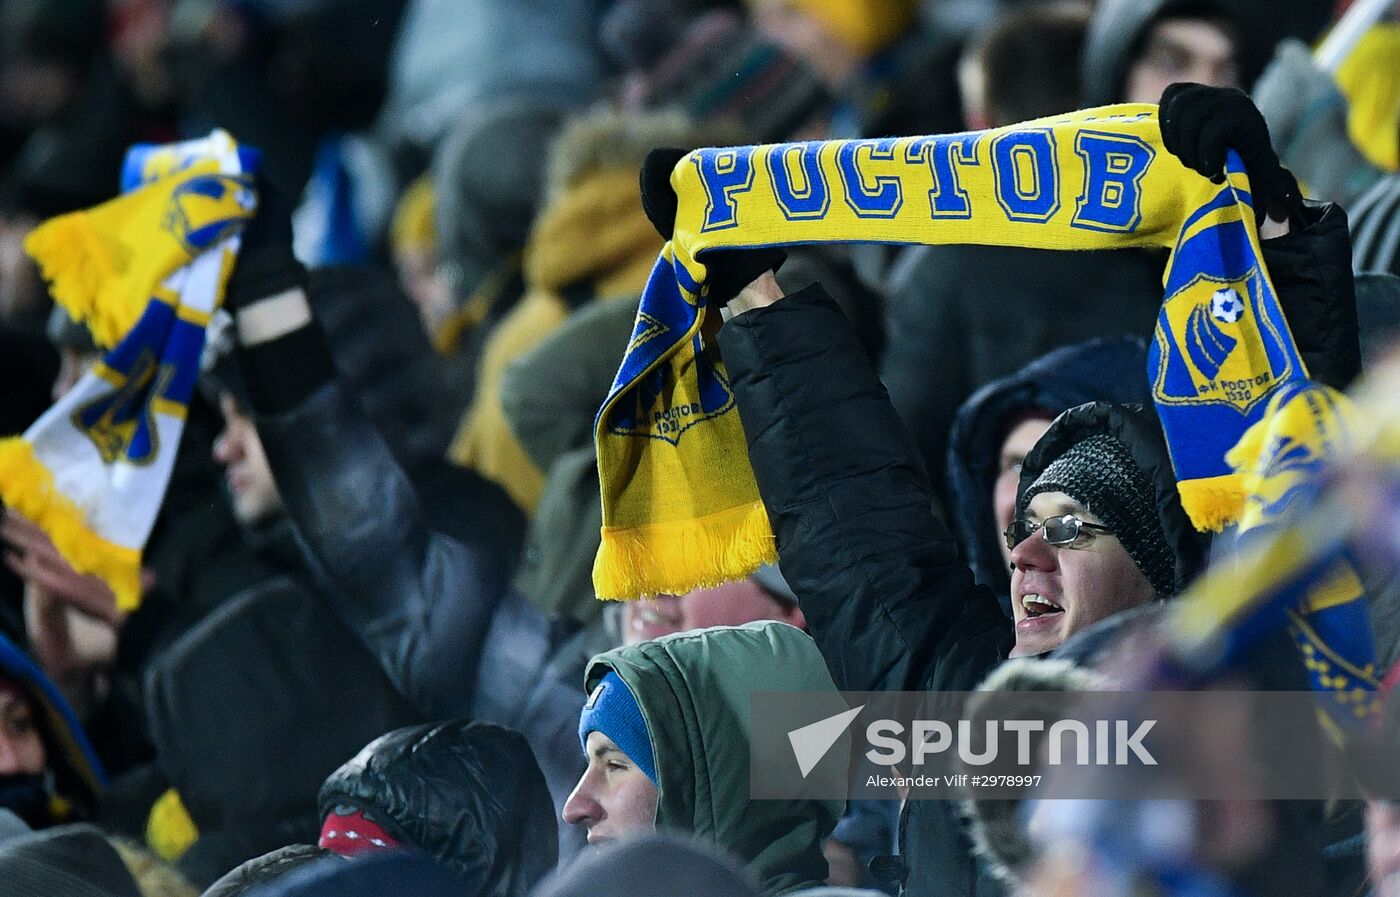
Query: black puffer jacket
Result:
<box><xmin>721</xmin><ymin>286</ymin><xmax>1011</xmax><ymax>897</ymax></box>
<box><xmin>318</xmin><ymin>720</ymin><xmax>557</xmax><ymax>897</ymax></box>
<box><xmin>720</xmin><ymin>196</ymin><xmax>1360</xmax><ymax>894</ymax></box>
<box><xmin>946</xmin><ymin>336</ymin><xmax>1151</xmax><ymax>614</ymax></box>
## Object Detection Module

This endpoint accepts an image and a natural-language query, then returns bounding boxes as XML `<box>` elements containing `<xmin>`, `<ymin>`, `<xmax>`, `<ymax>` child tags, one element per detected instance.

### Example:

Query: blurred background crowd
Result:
<box><xmin>0</xmin><ymin>0</ymin><xmax>1397</xmax><ymax>896</ymax></box>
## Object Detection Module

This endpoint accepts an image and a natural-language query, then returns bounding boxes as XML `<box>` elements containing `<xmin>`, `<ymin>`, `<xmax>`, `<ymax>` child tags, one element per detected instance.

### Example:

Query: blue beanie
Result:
<box><xmin>578</xmin><ymin>670</ymin><xmax>657</xmax><ymax>786</ymax></box>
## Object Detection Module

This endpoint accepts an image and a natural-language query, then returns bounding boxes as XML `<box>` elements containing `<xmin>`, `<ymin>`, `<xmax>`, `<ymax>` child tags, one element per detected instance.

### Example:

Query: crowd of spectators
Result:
<box><xmin>0</xmin><ymin>1</ymin><xmax>1398</xmax><ymax>895</ymax></box>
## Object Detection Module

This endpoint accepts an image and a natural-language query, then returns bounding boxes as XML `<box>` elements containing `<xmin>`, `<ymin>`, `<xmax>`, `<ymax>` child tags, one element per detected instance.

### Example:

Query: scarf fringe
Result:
<box><xmin>23</xmin><ymin>214</ymin><xmax>135</xmax><ymax>349</ymax></box>
<box><xmin>593</xmin><ymin>500</ymin><xmax>778</xmax><ymax>600</ymax></box>
<box><xmin>0</xmin><ymin>438</ymin><xmax>142</xmax><ymax>610</ymax></box>
<box><xmin>1176</xmin><ymin>473</ymin><xmax>1245</xmax><ymax>534</ymax></box>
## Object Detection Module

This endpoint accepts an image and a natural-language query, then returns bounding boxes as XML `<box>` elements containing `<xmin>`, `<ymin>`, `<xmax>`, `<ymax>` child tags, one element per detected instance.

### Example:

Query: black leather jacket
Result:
<box><xmin>255</xmin><ymin>383</ymin><xmax>586</xmax><ymax>859</ymax></box>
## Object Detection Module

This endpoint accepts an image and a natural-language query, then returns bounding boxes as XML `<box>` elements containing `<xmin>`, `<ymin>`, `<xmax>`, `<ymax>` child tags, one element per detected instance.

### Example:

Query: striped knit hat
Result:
<box><xmin>620</xmin><ymin>10</ymin><xmax>831</xmax><ymax>144</ymax></box>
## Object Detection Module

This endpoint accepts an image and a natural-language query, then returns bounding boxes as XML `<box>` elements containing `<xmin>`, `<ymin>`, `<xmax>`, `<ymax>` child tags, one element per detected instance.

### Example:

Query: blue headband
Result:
<box><xmin>578</xmin><ymin>670</ymin><xmax>657</xmax><ymax>786</ymax></box>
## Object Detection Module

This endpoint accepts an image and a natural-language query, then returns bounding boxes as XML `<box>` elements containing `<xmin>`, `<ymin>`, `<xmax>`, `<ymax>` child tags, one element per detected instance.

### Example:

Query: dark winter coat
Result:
<box><xmin>718</xmin><ymin>196</ymin><xmax>1359</xmax><ymax>893</ymax></box>
<box><xmin>945</xmin><ymin>336</ymin><xmax>1151</xmax><ymax>614</ymax></box>
<box><xmin>144</xmin><ymin>577</ymin><xmax>421</xmax><ymax>884</ymax></box>
<box><xmin>318</xmin><ymin>719</ymin><xmax>556</xmax><ymax>896</ymax></box>
<box><xmin>84</xmin><ymin>393</ymin><xmax>271</xmax><ymax>779</ymax></box>
<box><xmin>721</xmin><ymin>287</ymin><xmax>1011</xmax><ymax>896</ymax></box>
<box><xmin>254</xmin><ymin>383</ymin><xmax>586</xmax><ymax>859</ymax></box>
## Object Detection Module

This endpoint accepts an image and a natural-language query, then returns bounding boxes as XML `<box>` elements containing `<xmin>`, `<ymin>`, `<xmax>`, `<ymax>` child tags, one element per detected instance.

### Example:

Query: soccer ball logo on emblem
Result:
<box><xmin>1210</xmin><ymin>287</ymin><xmax>1245</xmax><ymax>324</ymax></box>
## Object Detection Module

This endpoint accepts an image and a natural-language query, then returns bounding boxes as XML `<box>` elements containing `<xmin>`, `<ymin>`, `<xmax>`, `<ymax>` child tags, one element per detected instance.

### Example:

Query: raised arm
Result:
<box><xmin>223</xmin><ymin>188</ymin><xmax>517</xmax><ymax>719</ymax></box>
<box><xmin>717</xmin><ymin>273</ymin><xmax>1008</xmax><ymax>693</ymax></box>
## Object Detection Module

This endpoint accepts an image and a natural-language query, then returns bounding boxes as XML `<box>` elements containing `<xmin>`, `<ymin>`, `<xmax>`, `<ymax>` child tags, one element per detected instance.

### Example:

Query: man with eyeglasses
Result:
<box><xmin>1001</xmin><ymin>403</ymin><xmax>1204</xmax><ymax>658</ymax></box>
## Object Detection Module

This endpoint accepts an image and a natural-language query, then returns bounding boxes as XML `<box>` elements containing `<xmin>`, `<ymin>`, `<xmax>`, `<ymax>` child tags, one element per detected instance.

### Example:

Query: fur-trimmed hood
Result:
<box><xmin>960</xmin><ymin>658</ymin><xmax>1109</xmax><ymax>888</ymax></box>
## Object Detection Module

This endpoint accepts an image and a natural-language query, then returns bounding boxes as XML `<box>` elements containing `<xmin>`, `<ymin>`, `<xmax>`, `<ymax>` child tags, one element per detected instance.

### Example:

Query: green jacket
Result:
<box><xmin>585</xmin><ymin>622</ymin><xmax>844</xmax><ymax>895</ymax></box>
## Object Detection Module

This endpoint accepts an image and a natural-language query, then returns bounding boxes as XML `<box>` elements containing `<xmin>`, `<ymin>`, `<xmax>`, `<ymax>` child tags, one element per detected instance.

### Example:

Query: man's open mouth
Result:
<box><xmin>1020</xmin><ymin>593</ymin><xmax>1064</xmax><ymax>618</ymax></box>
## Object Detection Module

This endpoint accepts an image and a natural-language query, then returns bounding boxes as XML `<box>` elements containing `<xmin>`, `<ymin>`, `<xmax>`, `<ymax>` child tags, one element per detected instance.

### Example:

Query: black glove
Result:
<box><xmin>223</xmin><ymin>173</ymin><xmax>305</xmax><ymax>310</ymax></box>
<box><xmin>1159</xmin><ymin>83</ymin><xmax>1305</xmax><ymax>224</ymax></box>
<box><xmin>640</xmin><ymin>147</ymin><xmax>786</xmax><ymax>307</ymax></box>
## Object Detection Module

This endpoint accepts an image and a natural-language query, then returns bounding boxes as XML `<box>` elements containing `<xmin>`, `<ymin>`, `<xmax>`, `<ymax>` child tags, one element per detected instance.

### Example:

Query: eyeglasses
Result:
<box><xmin>1004</xmin><ymin>514</ymin><xmax>1115</xmax><ymax>551</ymax></box>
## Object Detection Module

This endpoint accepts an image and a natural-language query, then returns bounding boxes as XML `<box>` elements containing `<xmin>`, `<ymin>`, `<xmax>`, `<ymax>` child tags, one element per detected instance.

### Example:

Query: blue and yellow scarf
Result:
<box><xmin>593</xmin><ymin>105</ymin><xmax>1305</xmax><ymax>600</ymax></box>
<box><xmin>0</xmin><ymin>132</ymin><xmax>254</xmax><ymax>609</ymax></box>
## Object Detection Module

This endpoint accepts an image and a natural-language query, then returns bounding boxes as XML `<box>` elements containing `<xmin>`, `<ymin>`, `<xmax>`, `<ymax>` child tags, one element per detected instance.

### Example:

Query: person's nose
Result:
<box><xmin>0</xmin><ymin>735</ymin><xmax>22</xmax><ymax>776</ymax></box>
<box><xmin>212</xmin><ymin>425</ymin><xmax>241</xmax><ymax>466</ymax></box>
<box><xmin>562</xmin><ymin>775</ymin><xmax>602</xmax><ymax>827</ymax></box>
<box><xmin>1010</xmin><ymin>526</ymin><xmax>1059</xmax><ymax>574</ymax></box>
<box><xmin>1191</xmin><ymin>60</ymin><xmax>1236</xmax><ymax>90</ymax></box>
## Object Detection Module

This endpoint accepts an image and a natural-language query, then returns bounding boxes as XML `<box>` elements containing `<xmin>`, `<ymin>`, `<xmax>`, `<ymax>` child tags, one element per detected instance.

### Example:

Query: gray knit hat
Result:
<box><xmin>1018</xmin><ymin>432</ymin><xmax>1177</xmax><ymax>596</ymax></box>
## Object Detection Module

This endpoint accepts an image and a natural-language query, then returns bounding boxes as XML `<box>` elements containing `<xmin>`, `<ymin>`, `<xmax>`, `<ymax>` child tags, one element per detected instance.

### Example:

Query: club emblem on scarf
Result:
<box><xmin>1153</xmin><ymin>268</ymin><xmax>1293</xmax><ymax>414</ymax></box>
<box><xmin>163</xmin><ymin>174</ymin><xmax>256</xmax><ymax>255</ymax></box>
<box><xmin>606</xmin><ymin>332</ymin><xmax>735</xmax><ymax>446</ymax></box>
<box><xmin>71</xmin><ymin>350</ymin><xmax>168</xmax><ymax>466</ymax></box>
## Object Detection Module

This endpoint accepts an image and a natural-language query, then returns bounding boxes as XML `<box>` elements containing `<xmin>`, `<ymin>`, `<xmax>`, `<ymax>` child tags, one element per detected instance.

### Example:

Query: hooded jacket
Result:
<box><xmin>1080</xmin><ymin>0</ymin><xmax>1329</xmax><ymax>106</ymax></box>
<box><xmin>945</xmin><ymin>337</ymin><xmax>1151</xmax><ymax>613</ymax></box>
<box><xmin>0</xmin><ymin>632</ymin><xmax>105</xmax><ymax>827</ymax></box>
<box><xmin>317</xmin><ymin>720</ymin><xmax>557</xmax><ymax>897</ymax></box>
<box><xmin>584</xmin><ymin>622</ymin><xmax>844</xmax><ymax>896</ymax></box>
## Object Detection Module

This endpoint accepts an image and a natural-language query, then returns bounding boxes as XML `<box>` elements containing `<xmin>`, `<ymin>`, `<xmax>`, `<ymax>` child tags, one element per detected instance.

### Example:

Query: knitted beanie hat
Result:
<box><xmin>622</xmin><ymin>10</ymin><xmax>831</xmax><ymax>145</ymax></box>
<box><xmin>1018</xmin><ymin>433</ymin><xmax>1177</xmax><ymax>596</ymax></box>
<box><xmin>579</xmin><ymin>670</ymin><xmax>658</xmax><ymax>785</ymax></box>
